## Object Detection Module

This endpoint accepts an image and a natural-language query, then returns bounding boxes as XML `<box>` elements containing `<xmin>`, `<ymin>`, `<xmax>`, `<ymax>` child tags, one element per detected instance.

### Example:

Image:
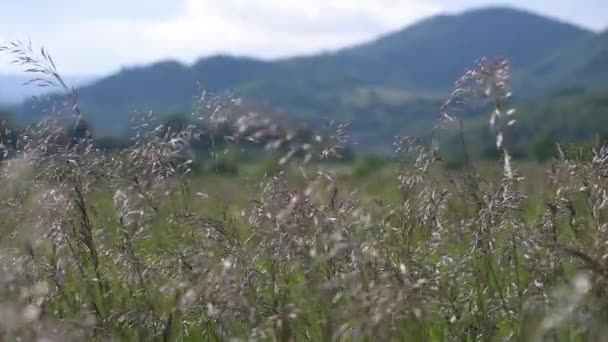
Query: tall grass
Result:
<box><xmin>1</xmin><ymin>43</ymin><xmax>608</xmax><ymax>341</ymax></box>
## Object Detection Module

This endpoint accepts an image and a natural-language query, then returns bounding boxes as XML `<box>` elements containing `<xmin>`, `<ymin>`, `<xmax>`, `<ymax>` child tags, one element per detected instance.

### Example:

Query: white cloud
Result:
<box><xmin>145</xmin><ymin>0</ymin><xmax>443</xmax><ymax>56</ymax></box>
<box><xmin>0</xmin><ymin>0</ymin><xmax>444</xmax><ymax>75</ymax></box>
<box><xmin>1</xmin><ymin>0</ymin><xmax>606</xmax><ymax>76</ymax></box>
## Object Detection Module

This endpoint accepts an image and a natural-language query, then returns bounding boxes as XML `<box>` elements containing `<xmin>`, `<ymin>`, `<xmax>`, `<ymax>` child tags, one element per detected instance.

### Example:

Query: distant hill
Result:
<box><xmin>334</xmin><ymin>7</ymin><xmax>594</xmax><ymax>91</ymax></box>
<box><xmin>15</xmin><ymin>7</ymin><xmax>607</xmax><ymax>147</ymax></box>
<box><xmin>521</xmin><ymin>30</ymin><xmax>608</xmax><ymax>94</ymax></box>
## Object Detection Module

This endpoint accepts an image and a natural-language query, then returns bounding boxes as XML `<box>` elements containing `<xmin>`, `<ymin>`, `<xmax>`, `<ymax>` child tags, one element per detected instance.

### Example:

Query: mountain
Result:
<box><xmin>521</xmin><ymin>30</ymin><xmax>608</xmax><ymax>94</ymax></box>
<box><xmin>15</xmin><ymin>7</ymin><xmax>605</xmax><ymax>147</ymax></box>
<box><xmin>227</xmin><ymin>7</ymin><xmax>594</xmax><ymax>113</ymax></box>
<box><xmin>334</xmin><ymin>7</ymin><xmax>594</xmax><ymax>91</ymax></box>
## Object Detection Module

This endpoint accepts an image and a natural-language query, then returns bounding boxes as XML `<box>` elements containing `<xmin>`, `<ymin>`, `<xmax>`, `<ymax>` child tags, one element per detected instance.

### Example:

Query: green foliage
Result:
<box><xmin>0</xmin><ymin>110</ymin><xmax>19</xmax><ymax>159</ymax></box>
<box><xmin>253</xmin><ymin>155</ymin><xmax>282</xmax><ymax>177</ymax></box>
<box><xmin>159</xmin><ymin>112</ymin><xmax>191</xmax><ymax>133</ymax></box>
<box><xmin>206</xmin><ymin>155</ymin><xmax>240</xmax><ymax>176</ymax></box>
<box><xmin>4</xmin><ymin>130</ymin><xmax>608</xmax><ymax>340</ymax></box>
<box><xmin>93</xmin><ymin>135</ymin><xmax>132</xmax><ymax>151</ymax></box>
<box><xmin>438</xmin><ymin>90</ymin><xmax>608</xmax><ymax>163</ymax></box>
<box><xmin>515</xmin><ymin>91</ymin><xmax>608</xmax><ymax>160</ymax></box>
<box><xmin>561</xmin><ymin>140</ymin><xmax>598</xmax><ymax>162</ymax></box>
<box><xmin>353</xmin><ymin>153</ymin><xmax>388</xmax><ymax>177</ymax></box>
<box><xmin>66</xmin><ymin>117</ymin><xmax>92</xmax><ymax>144</ymax></box>
<box><xmin>530</xmin><ymin>132</ymin><xmax>557</xmax><ymax>161</ymax></box>
<box><xmin>0</xmin><ymin>109</ymin><xmax>16</xmax><ymax>126</ymax></box>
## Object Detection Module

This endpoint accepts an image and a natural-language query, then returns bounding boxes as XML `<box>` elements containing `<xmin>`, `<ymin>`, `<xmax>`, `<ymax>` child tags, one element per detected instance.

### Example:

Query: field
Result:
<box><xmin>0</xmin><ymin>53</ymin><xmax>607</xmax><ymax>341</ymax></box>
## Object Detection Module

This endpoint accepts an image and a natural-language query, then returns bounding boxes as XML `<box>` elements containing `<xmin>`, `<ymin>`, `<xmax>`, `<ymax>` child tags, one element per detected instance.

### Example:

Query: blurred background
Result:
<box><xmin>2</xmin><ymin>3</ymin><xmax>608</xmax><ymax>340</ymax></box>
<box><xmin>1</xmin><ymin>0</ymin><xmax>607</xmax><ymax>160</ymax></box>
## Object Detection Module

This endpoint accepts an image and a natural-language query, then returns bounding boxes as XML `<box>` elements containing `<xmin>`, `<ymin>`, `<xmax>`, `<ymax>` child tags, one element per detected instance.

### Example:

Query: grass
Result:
<box><xmin>1</xmin><ymin>44</ymin><xmax>608</xmax><ymax>341</ymax></box>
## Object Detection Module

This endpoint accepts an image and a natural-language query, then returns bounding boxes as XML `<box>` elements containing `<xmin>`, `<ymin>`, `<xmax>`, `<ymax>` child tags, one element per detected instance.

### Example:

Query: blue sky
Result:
<box><xmin>0</xmin><ymin>0</ymin><xmax>606</xmax><ymax>75</ymax></box>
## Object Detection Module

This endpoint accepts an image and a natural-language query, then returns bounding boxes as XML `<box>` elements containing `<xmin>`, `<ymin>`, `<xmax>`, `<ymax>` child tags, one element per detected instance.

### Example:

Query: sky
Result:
<box><xmin>0</xmin><ymin>0</ymin><xmax>606</xmax><ymax>75</ymax></box>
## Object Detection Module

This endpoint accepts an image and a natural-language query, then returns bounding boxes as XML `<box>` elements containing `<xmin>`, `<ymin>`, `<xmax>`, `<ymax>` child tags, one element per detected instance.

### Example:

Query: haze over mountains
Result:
<box><xmin>5</xmin><ymin>6</ymin><xmax>608</xmax><ymax>146</ymax></box>
<box><xmin>0</xmin><ymin>74</ymin><xmax>95</xmax><ymax>105</ymax></box>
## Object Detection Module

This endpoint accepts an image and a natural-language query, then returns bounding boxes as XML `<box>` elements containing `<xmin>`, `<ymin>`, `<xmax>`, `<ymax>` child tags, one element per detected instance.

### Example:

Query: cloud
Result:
<box><xmin>1</xmin><ymin>0</ymin><xmax>606</xmax><ymax>75</ymax></box>
<box><xmin>1</xmin><ymin>0</ymin><xmax>444</xmax><ymax>74</ymax></box>
<box><xmin>205</xmin><ymin>0</ymin><xmax>442</xmax><ymax>34</ymax></box>
<box><xmin>146</xmin><ymin>0</ymin><xmax>443</xmax><ymax>54</ymax></box>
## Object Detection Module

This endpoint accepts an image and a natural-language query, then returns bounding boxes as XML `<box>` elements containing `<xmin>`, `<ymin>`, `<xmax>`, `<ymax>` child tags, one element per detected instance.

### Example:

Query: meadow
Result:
<box><xmin>0</xmin><ymin>49</ymin><xmax>607</xmax><ymax>342</ymax></box>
